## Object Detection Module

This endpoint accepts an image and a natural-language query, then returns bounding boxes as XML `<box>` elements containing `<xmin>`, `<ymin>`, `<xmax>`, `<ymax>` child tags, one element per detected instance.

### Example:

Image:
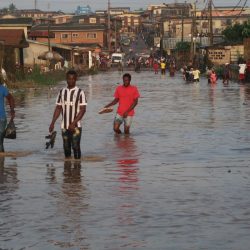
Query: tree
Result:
<box><xmin>175</xmin><ymin>41</ymin><xmax>190</xmax><ymax>51</ymax></box>
<box><xmin>8</xmin><ymin>3</ymin><xmax>17</xmax><ymax>13</ymax></box>
<box><xmin>242</xmin><ymin>20</ymin><xmax>250</xmax><ymax>38</ymax></box>
<box><xmin>222</xmin><ymin>20</ymin><xmax>250</xmax><ymax>43</ymax></box>
<box><xmin>0</xmin><ymin>7</ymin><xmax>9</xmax><ymax>14</ymax></box>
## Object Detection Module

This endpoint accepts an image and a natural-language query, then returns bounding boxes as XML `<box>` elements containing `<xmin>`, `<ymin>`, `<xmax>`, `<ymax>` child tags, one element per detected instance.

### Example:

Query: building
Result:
<box><xmin>0</xmin><ymin>17</ymin><xmax>33</xmax><ymax>37</ymax></box>
<box><xmin>75</xmin><ymin>5</ymin><xmax>92</xmax><ymax>15</ymax></box>
<box><xmin>0</xmin><ymin>29</ymin><xmax>29</xmax><ymax>73</ymax></box>
<box><xmin>29</xmin><ymin>23</ymin><xmax>107</xmax><ymax>48</ymax></box>
<box><xmin>72</xmin><ymin>14</ymin><xmax>107</xmax><ymax>25</ymax></box>
<box><xmin>52</xmin><ymin>14</ymin><xmax>74</xmax><ymax>24</ymax></box>
<box><xmin>118</xmin><ymin>12</ymin><xmax>143</xmax><ymax>33</ymax></box>
<box><xmin>110</xmin><ymin>7</ymin><xmax>130</xmax><ymax>16</ymax></box>
<box><xmin>159</xmin><ymin>4</ymin><xmax>250</xmax><ymax>52</ymax></box>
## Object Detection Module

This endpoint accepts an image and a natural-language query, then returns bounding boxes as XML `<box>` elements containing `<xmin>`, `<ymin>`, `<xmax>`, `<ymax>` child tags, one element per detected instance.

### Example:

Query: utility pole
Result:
<box><xmin>107</xmin><ymin>0</ymin><xmax>111</xmax><ymax>52</ymax></box>
<box><xmin>181</xmin><ymin>11</ymin><xmax>184</xmax><ymax>42</ymax></box>
<box><xmin>190</xmin><ymin>1</ymin><xmax>197</xmax><ymax>62</ymax></box>
<box><xmin>34</xmin><ymin>0</ymin><xmax>37</xmax><ymax>10</ymax></box>
<box><xmin>47</xmin><ymin>20</ymin><xmax>51</xmax><ymax>52</ymax></box>
<box><xmin>114</xmin><ymin>18</ymin><xmax>117</xmax><ymax>52</ymax></box>
<box><xmin>208</xmin><ymin>0</ymin><xmax>213</xmax><ymax>46</ymax></box>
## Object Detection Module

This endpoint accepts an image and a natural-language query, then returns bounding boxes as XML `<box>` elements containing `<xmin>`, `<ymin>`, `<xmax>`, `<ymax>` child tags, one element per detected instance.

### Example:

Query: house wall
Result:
<box><xmin>23</xmin><ymin>42</ymin><xmax>50</xmax><ymax>65</ymax></box>
<box><xmin>34</xmin><ymin>30</ymin><xmax>105</xmax><ymax>47</ymax></box>
<box><xmin>0</xmin><ymin>26</ymin><xmax>29</xmax><ymax>37</ymax></box>
<box><xmin>230</xmin><ymin>45</ymin><xmax>244</xmax><ymax>63</ymax></box>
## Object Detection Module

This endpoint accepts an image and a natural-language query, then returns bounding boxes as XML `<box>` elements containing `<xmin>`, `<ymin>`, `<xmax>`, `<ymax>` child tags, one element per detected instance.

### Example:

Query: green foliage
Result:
<box><xmin>214</xmin><ymin>66</ymin><xmax>223</xmax><ymax>79</ymax></box>
<box><xmin>222</xmin><ymin>19</ymin><xmax>250</xmax><ymax>43</ymax></box>
<box><xmin>8</xmin><ymin>3</ymin><xmax>16</xmax><ymax>12</ymax></box>
<box><xmin>15</xmin><ymin>65</ymin><xmax>66</xmax><ymax>86</ymax></box>
<box><xmin>0</xmin><ymin>3</ymin><xmax>17</xmax><ymax>13</ymax></box>
<box><xmin>175</xmin><ymin>41</ymin><xmax>191</xmax><ymax>52</ymax></box>
<box><xmin>26</xmin><ymin>66</ymin><xmax>65</xmax><ymax>85</ymax></box>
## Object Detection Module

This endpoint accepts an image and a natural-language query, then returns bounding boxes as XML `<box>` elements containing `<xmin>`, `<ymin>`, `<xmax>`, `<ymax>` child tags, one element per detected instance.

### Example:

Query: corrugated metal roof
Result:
<box><xmin>31</xmin><ymin>23</ymin><xmax>106</xmax><ymax>32</ymax></box>
<box><xmin>0</xmin><ymin>17</ymin><xmax>33</xmax><ymax>25</ymax></box>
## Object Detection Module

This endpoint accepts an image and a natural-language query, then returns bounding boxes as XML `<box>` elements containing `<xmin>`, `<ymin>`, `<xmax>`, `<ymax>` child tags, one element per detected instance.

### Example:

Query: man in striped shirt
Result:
<box><xmin>49</xmin><ymin>70</ymin><xmax>87</xmax><ymax>159</ymax></box>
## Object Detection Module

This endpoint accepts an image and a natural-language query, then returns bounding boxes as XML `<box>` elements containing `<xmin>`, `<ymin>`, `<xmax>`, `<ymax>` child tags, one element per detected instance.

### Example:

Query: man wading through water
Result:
<box><xmin>49</xmin><ymin>70</ymin><xmax>87</xmax><ymax>160</ymax></box>
<box><xmin>104</xmin><ymin>73</ymin><xmax>140</xmax><ymax>134</ymax></box>
<box><xmin>0</xmin><ymin>77</ymin><xmax>15</xmax><ymax>152</ymax></box>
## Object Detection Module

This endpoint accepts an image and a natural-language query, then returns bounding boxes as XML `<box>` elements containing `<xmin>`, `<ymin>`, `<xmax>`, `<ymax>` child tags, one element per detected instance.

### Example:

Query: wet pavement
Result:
<box><xmin>1</xmin><ymin>71</ymin><xmax>250</xmax><ymax>249</ymax></box>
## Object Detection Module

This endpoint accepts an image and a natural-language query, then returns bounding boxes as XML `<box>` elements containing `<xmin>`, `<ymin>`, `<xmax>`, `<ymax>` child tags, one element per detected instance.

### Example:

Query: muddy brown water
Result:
<box><xmin>1</xmin><ymin>71</ymin><xmax>250</xmax><ymax>249</ymax></box>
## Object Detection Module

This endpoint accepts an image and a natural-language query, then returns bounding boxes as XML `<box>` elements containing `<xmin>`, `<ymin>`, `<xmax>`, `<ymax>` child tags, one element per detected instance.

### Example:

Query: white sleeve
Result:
<box><xmin>79</xmin><ymin>90</ymin><xmax>87</xmax><ymax>106</ymax></box>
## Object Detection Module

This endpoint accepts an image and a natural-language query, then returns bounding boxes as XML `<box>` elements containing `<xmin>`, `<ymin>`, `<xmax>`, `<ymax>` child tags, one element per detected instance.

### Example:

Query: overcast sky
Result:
<box><xmin>0</xmin><ymin>0</ymin><xmax>246</xmax><ymax>12</ymax></box>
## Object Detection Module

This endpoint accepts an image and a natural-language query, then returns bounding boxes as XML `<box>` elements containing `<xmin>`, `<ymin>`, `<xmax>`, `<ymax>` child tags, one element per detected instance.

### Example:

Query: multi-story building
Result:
<box><xmin>14</xmin><ymin>9</ymin><xmax>64</xmax><ymax>19</ymax></box>
<box><xmin>158</xmin><ymin>4</ymin><xmax>250</xmax><ymax>52</ymax></box>
<box><xmin>118</xmin><ymin>11</ymin><xmax>143</xmax><ymax>33</ymax></box>
<box><xmin>29</xmin><ymin>23</ymin><xmax>107</xmax><ymax>48</ymax></box>
<box><xmin>72</xmin><ymin>14</ymin><xmax>107</xmax><ymax>25</ymax></box>
<box><xmin>52</xmin><ymin>15</ymin><xmax>74</xmax><ymax>24</ymax></box>
<box><xmin>75</xmin><ymin>5</ymin><xmax>92</xmax><ymax>15</ymax></box>
<box><xmin>110</xmin><ymin>7</ymin><xmax>130</xmax><ymax>16</ymax></box>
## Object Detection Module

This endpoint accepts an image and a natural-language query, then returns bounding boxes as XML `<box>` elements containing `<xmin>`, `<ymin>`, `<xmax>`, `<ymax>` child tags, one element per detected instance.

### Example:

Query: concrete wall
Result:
<box><xmin>230</xmin><ymin>45</ymin><xmax>244</xmax><ymax>63</ymax></box>
<box><xmin>23</xmin><ymin>42</ymin><xmax>50</xmax><ymax>66</ymax></box>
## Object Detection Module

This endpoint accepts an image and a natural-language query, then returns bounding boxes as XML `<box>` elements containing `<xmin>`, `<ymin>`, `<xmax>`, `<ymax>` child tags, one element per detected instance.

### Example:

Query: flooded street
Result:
<box><xmin>1</xmin><ymin>71</ymin><xmax>250</xmax><ymax>249</ymax></box>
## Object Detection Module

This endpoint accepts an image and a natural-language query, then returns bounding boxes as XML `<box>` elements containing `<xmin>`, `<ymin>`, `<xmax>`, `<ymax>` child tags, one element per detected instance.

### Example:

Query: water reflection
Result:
<box><xmin>52</xmin><ymin>161</ymin><xmax>89</xmax><ymax>249</ymax></box>
<box><xmin>0</xmin><ymin>157</ymin><xmax>19</xmax><ymax>244</ymax></box>
<box><xmin>46</xmin><ymin>163</ymin><xmax>57</xmax><ymax>184</ymax></box>
<box><xmin>0</xmin><ymin>157</ymin><xmax>19</xmax><ymax>191</ymax></box>
<box><xmin>114</xmin><ymin>135</ymin><xmax>139</xmax><ymax>192</ymax></box>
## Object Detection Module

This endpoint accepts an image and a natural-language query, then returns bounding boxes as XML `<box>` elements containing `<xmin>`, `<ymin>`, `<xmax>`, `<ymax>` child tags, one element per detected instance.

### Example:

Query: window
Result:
<box><xmin>87</xmin><ymin>33</ymin><xmax>97</xmax><ymax>39</ymax></box>
<box><xmin>61</xmin><ymin>33</ymin><xmax>69</xmax><ymax>39</ymax></box>
<box><xmin>79</xmin><ymin>19</ymin><xmax>85</xmax><ymax>24</ymax></box>
<box><xmin>100</xmin><ymin>18</ymin><xmax>105</xmax><ymax>24</ymax></box>
<box><xmin>72</xmin><ymin>33</ymin><xmax>79</xmax><ymax>38</ymax></box>
<box><xmin>90</xmin><ymin>18</ymin><xmax>97</xmax><ymax>24</ymax></box>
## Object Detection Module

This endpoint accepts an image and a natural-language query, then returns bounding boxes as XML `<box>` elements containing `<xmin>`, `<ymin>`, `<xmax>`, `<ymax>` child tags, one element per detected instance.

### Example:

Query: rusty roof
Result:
<box><xmin>0</xmin><ymin>29</ymin><xmax>29</xmax><ymax>48</ymax></box>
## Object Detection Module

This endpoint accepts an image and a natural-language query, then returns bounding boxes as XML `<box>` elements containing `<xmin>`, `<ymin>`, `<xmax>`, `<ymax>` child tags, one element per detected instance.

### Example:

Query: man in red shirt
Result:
<box><xmin>104</xmin><ymin>73</ymin><xmax>140</xmax><ymax>134</ymax></box>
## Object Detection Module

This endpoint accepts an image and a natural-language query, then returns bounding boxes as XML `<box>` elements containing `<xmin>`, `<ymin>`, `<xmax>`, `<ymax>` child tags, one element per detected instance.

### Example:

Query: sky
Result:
<box><xmin>0</xmin><ymin>0</ymin><xmax>247</xmax><ymax>12</ymax></box>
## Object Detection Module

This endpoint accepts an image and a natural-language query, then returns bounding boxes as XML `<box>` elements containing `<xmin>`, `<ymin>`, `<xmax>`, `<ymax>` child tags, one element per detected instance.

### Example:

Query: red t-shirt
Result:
<box><xmin>114</xmin><ymin>85</ymin><xmax>140</xmax><ymax>116</ymax></box>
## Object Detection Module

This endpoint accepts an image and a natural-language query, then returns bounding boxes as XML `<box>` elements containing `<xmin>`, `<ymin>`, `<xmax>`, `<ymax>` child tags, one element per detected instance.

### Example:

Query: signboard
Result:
<box><xmin>208</xmin><ymin>49</ymin><xmax>230</xmax><ymax>65</ymax></box>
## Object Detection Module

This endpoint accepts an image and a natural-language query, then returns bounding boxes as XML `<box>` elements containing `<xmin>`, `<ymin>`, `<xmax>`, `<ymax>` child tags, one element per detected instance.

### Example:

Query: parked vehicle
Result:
<box><xmin>111</xmin><ymin>53</ymin><xmax>124</xmax><ymax>66</ymax></box>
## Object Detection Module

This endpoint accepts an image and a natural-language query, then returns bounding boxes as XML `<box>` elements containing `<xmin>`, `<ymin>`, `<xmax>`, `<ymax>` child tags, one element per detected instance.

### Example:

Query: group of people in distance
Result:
<box><xmin>181</xmin><ymin>61</ymin><xmax>249</xmax><ymax>85</ymax></box>
<box><xmin>182</xmin><ymin>66</ymin><xmax>201</xmax><ymax>83</ymax></box>
<box><xmin>49</xmin><ymin>71</ymin><xmax>140</xmax><ymax>160</ymax></box>
<box><xmin>153</xmin><ymin>58</ymin><xmax>176</xmax><ymax>76</ymax></box>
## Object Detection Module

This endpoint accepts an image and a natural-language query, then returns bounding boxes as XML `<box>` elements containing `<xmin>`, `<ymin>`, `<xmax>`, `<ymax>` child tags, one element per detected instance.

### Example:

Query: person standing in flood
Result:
<box><xmin>49</xmin><ymin>70</ymin><xmax>87</xmax><ymax>160</ymax></box>
<box><xmin>222</xmin><ymin>63</ymin><xmax>231</xmax><ymax>85</ymax></box>
<box><xmin>238</xmin><ymin>61</ymin><xmax>247</xmax><ymax>84</ymax></box>
<box><xmin>210</xmin><ymin>70</ymin><xmax>217</xmax><ymax>84</ymax></box>
<box><xmin>153</xmin><ymin>60</ymin><xmax>159</xmax><ymax>74</ymax></box>
<box><xmin>103</xmin><ymin>73</ymin><xmax>140</xmax><ymax>135</ymax></box>
<box><xmin>192</xmin><ymin>67</ymin><xmax>200</xmax><ymax>82</ymax></box>
<box><xmin>0</xmin><ymin>78</ymin><xmax>15</xmax><ymax>152</ymax></box>
<box><xmin>160</xmin><ymin>61</ymin><xmax>166</xmax><ymax>75</ymax></box>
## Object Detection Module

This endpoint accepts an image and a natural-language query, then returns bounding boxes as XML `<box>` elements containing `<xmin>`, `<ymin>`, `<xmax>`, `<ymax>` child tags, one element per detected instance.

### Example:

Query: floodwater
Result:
<box><xmin>1</xmin><ymin>71</ymin><xmax>250</xmax><ymax>250</ymax></box>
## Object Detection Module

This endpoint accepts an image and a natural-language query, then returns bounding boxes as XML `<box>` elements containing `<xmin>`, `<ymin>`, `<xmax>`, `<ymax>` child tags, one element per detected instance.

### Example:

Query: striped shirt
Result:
<box><xmin>56</xmin><ymin>86</ymin><xmax>87</xmax><ymax>129</ymax></box>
